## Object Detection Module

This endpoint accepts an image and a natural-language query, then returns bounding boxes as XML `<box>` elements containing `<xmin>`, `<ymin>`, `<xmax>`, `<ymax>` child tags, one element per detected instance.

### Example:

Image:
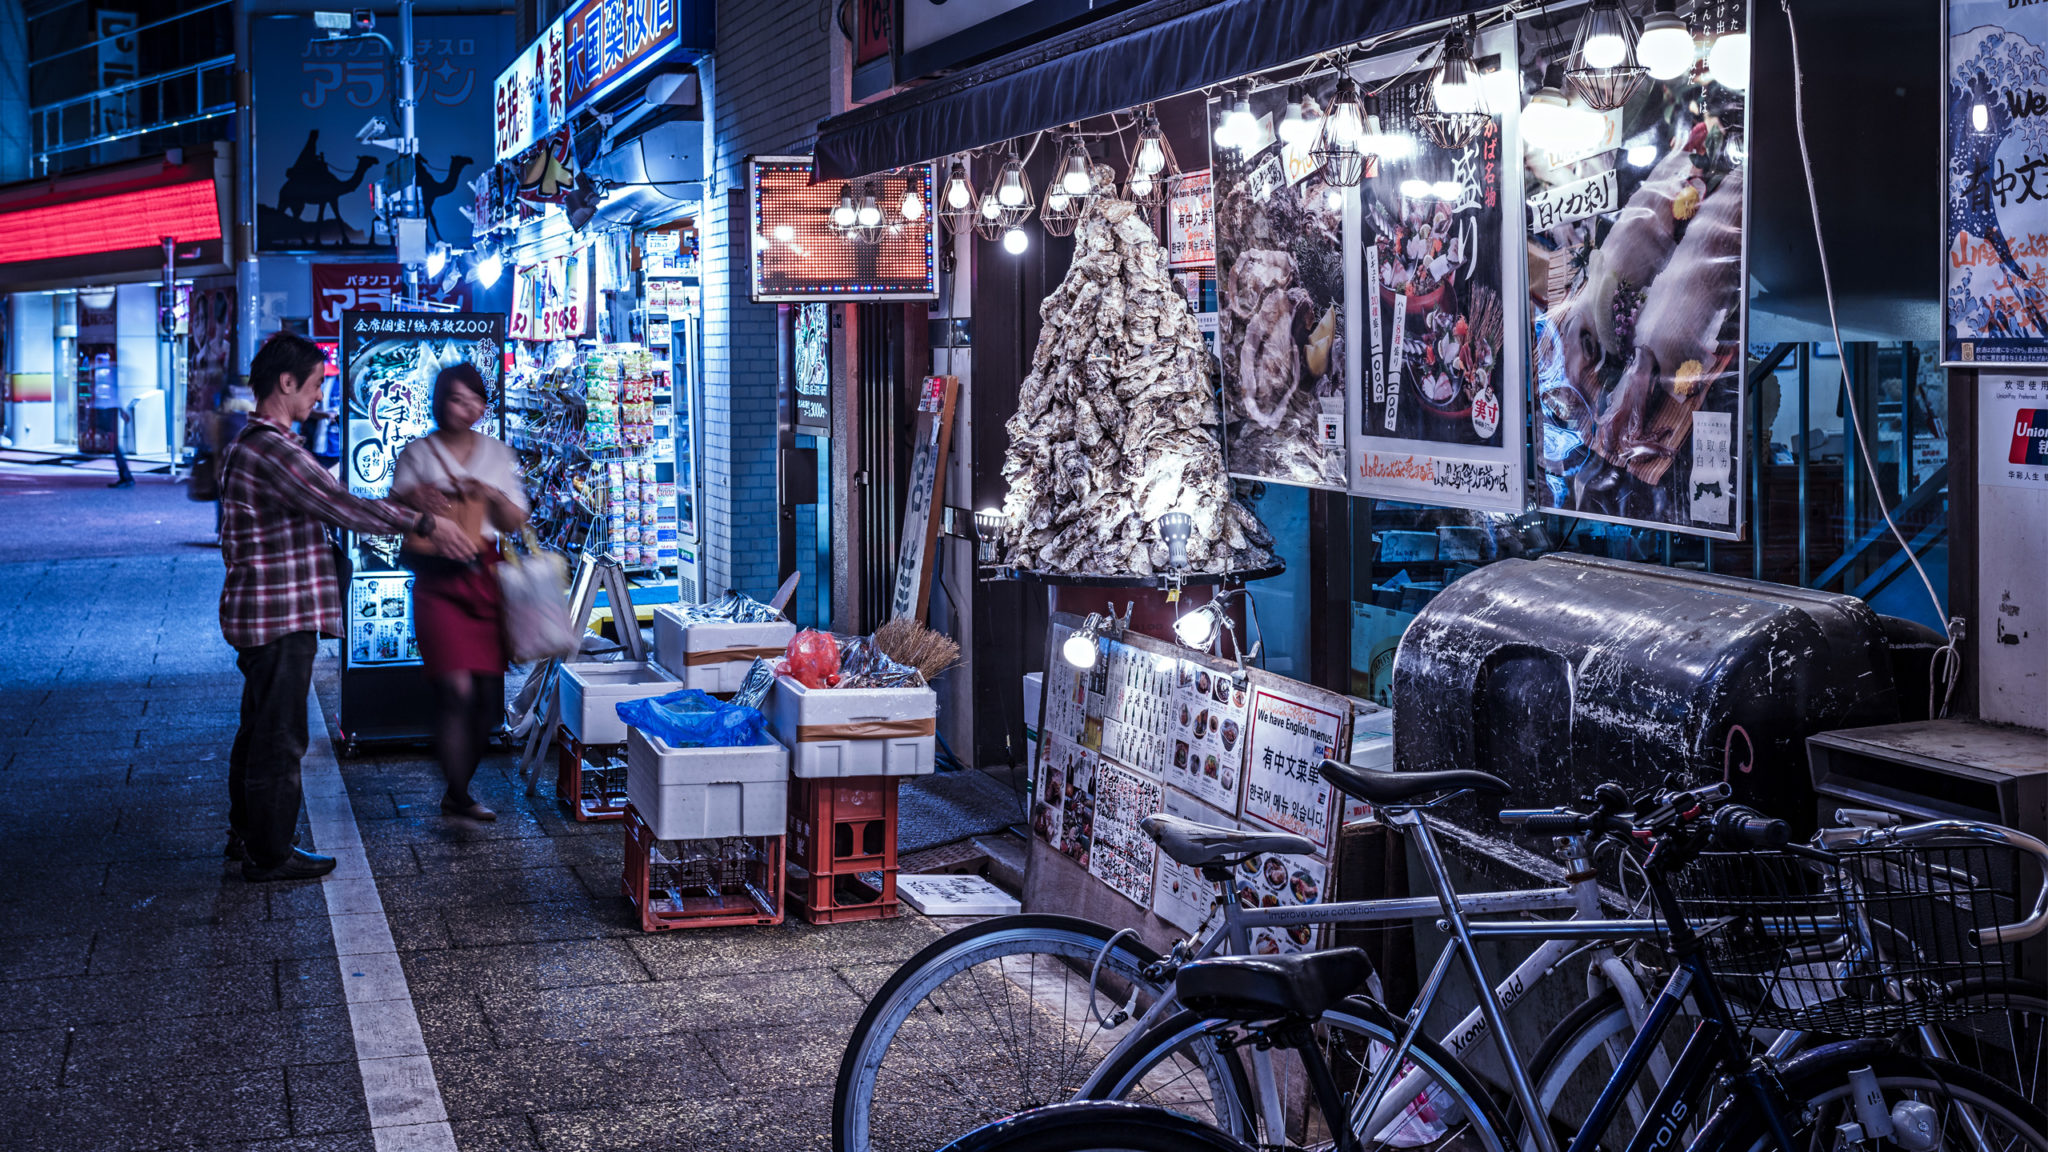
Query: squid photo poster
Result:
<box><xmin>1523</xmin><ymin>2</ymin><xmax>1748</xmax><ymax>537</ymax></box>
<box><xmin>1945</xmin><ymin>0</ymin><xmax>2048</xmax><ymax>364</ymax></box>
<box><xmin>1212</xmin><ymin>78</ymin><xmax>1350</xmax><ymax>490</ymax></box>
<box><xmin>1348</xmin><ymin>26</ymin><xmax>1527</xmax><ymax>512</ymax></box>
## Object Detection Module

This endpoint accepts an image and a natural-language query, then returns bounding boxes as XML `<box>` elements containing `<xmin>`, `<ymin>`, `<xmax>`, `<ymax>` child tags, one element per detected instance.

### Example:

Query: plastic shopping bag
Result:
<box><xmin>616</xmin><ymin>688</ymin><xmax>770</xmax><ymax>748</ymax></box>
<box><xmin>496</xmin><ymin>529</ymin><xmax>578</xmax><ymax>664</ymax></box>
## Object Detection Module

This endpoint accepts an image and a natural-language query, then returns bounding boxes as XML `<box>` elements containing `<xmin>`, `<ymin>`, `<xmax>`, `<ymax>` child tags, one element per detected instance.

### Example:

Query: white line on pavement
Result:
<box><xmin>303</xmin><ymin>692</ymin><xmax>459</xmax><ymax>1152</ymax></box>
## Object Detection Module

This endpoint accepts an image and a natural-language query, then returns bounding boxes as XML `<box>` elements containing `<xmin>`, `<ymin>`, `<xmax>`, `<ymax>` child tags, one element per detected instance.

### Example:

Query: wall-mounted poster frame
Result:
<box><xmin>1522</xmin><ymin>0</ymin><xmax>1749</xmax><ymax>540</ymax></box>
<box><xmin>1345</xmin><ymin>23</ymin><xmax>1528</xmax><ymax>513</ymax></box>
<box><xmin>1943</xmin><ymin>0</ymin><xmax>2048</xmax><ymax>365</ymax></box>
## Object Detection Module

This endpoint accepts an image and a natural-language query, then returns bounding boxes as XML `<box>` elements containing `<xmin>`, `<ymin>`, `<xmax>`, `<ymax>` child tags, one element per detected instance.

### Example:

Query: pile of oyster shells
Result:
<box><xmin>998</xmin><ymin>190</ymin><xmax>1275</xmax><ymax>576</ymax></box>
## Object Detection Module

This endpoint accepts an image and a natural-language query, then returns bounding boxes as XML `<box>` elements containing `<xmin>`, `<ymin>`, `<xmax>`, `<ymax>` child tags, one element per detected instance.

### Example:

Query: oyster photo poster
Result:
<box><xmin>1524</xmin><ymin>8</ymin><xmax>1748</xmax><ymax>537</ymax></box>
<box><xmin>1945</xmin><ymin>0</ymin><xmax>2048</xmax><ymax>364</ymax></box>
<box><xmin>1212</xmin><ymin>79</ymin><xmax>1349</xmax><ymax>489</ymax></box>
<box><xmin>1349</xmin><ymin>40</ymin><xmax>1527</xmax><ymax>513</ymax></box>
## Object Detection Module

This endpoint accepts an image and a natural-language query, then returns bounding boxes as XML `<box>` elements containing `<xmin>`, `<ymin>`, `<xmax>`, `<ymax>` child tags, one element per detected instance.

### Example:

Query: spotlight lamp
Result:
<box><xmin>1170</xmin><ymin>587</ymin><xmax>1263</xmax><ymax>673</ymax></box>
<box><xmin>1061</xmin><ymin>605</ymin><xmax>1132</xmax><ymax>671</ymax></box>
<box><xmin>973</xmin><ymin>507</ymin><xmax>1008</xmax><ymax>566</ymax></box>
<box><xmin>1312</xmin><ymin>76</ymin><xmax>1370</xmax><ymax>187</ymax></box>
<box><xmin>938</xmin><ymin>159</ymin><xmax>978</xmax><ymax>236</ymax></box>
<box><xmin>1418</xmin><ymin>18</ymin><xmax>1492</xmax><ymax>150</ymax></box>
<box><xmin>1636</xmin><ymin>0</ymin><xmax>1697</xmax><ymax>81</ymax></box>
<box><xmin>1568</xmin><ymin>0</ymin><xmax>1649</xmax><ymax>111</ymax></box>
<box><xmin>1158</xmin><ymin>511</ymin><xmax>1193</xmax><ymax>570</ymax></box>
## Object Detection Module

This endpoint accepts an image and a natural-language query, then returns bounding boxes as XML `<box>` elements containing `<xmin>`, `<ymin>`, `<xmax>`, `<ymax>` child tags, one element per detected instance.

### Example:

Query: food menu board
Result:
<box><xmin>348</xmin><ymin>575</ymin><xmax>419</xmax><ymax>666</ymax></box>
<box><xmin>1032</xmin><ymin>614</ymin><xmax>1356</xmax><ymax>922</ymax></box>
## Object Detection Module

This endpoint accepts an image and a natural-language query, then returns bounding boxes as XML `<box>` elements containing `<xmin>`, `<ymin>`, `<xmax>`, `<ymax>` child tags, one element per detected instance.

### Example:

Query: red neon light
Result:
<box><xmin>0</xmin><ymin>180</ymin><xmax>221</xmax><ymax>266</ymax></box>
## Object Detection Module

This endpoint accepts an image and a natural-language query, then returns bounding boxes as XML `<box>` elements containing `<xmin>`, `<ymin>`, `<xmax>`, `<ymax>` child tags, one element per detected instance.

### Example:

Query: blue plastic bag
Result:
<box><xmin>616</xmin><ymin>688</ymin><xmax>771</xmax><ymax>748</ymax></box>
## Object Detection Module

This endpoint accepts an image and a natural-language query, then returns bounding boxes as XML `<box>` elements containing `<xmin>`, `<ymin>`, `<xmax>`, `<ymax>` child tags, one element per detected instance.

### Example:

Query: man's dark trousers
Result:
<box><xmin>229</xmin><ymin>631</ymin><xmax>317</xmax><ymax>868</ymax></box>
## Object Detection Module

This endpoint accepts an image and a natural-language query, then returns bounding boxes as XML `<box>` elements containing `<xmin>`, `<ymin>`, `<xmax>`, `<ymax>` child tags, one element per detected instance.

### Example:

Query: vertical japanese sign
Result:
<box><xmin>1946</xmin><ymin>0</ymin><xmax>2048</xmax><ymax>364</ymax></box>
<box><xmin>493</xmin><ymin>17</ymin><xmax>566</xmax><ymax>162</ymax></box>
<box><xmin>312</xmin><ymin>264</ymin><xmax>470</xmax><ymax>339</ymax></box>
<box><xmin>1239</xmin><ymin>679</ymin><xmax>1346</xmax><ymax>850</ymax></box>
<box><xmin>1523</xmin><ymin>5</ymin><xmax>1747</xmax><ymax>538</ymax></box>
<box><xmin>255</xmin><ymin>13</ymin><xmax>511</xmax><ymax>253</ymax></box>
<box><xmin>1167</xmin><ymin>169</ymin><xmax>1215</xmax><ymax>268</ymax></box>
<box><xmin>1347</xmin><ymin>29</ymin><xmax>1526</xmax><ymax>513</ymax></box>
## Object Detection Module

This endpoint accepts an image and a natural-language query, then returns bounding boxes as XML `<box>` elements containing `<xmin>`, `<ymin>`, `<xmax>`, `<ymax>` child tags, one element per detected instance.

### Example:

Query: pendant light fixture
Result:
<box><xmin>974</xmin><ymin>186</ymin><xmax>1008</xmax><ymax>241</ymax></box>
<box><xmin>937</xmin><ymin>159</ymin><xmax>977</xmax><ymax>237</ymax></box>
<box><xmin>1277</xmin><ymin>84</ymin><xmax>1319</xmax><ymax>147</ymax></box>
<box><xmin>1522</xmin><ymin>60</ymin><xmax>1604</xmax><ymax>156</ymax></box>
<box><xmin>1215</xmin><ymin>82</ymin><xmax>1258</xmax><ymax>153</ymax></box>
<box><xmin>1311</xmin><ymin>76</ymin><xmax>1369</xmax><ymax>187</ymax></box>
<box><xmin>829</xmin><ymin>182</ymin><xmax>859</xmax><ymax>233</ymax></box>
<box><xmin>1133</xmin><ymin>106</ymin><xmax>1171</xmax><ymax>176</ymax></box>
<box><xmin>852</xmin><ymin>181</ymin><xmax>886</xmax><ymax>244</ymax></box>
<box><xmin>1567</xmin><ymin>0</ymin><xmax>1649</xmax><ymax>111</ymax></box>
<box><xmin>994</xmin><ymin>143</ymin><xmax>1035</xmax><ymax>222</ymax></box>
<box><xmin>1636</xmin><ymin>0</ymin><xmax>1696</xmax><ymax>81</ymax></box>
<box><xmin>1705</xmin><ymin>29</ymin><xmax>1749</xmax><ymax>90</ymax></box>
<box><xmin>1041</xmin><ymin>183</ymin><xmax>1084</xmax><ymax>236</ymax></box>
<box><xmin>1049</xmin><ymin>128</ymin><xmax>1093</xmax><ymax>202</ymax></box>
<box><xmin>898</xmin><ymin>168</ymin><xmax>926</xmax><ymax>222</ymax></box>
<box><xmin>1418</xmin><ymin>17</ymin><xmax>1492</xmax><ymax>150</ymax></box>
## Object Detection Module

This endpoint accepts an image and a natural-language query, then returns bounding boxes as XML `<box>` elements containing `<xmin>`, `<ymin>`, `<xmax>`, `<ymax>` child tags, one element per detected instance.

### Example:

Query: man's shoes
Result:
<box><xmin>242</xmin><ymin>848</ymin><xmax>337</xmax><ymax>882</ymax></box>
<box><xmin>225</xmin><ymin>833</ymin><xmax>247</xmax><ymax>862</ymax></box>
<box><xmin>441</xmin><ymin>797</ymin><xmax>497</xmax><ymax>821</ymax></box>
<box><xmin>108</xmin><ymin>478</ymin><xmax>134</xmax><ymax>489</ymax></box>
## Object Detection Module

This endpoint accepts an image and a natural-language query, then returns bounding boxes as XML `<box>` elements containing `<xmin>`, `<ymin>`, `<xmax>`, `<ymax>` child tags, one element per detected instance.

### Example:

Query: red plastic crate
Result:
<box><xmin>787</xmin><ymin>775</ymin><xmax>900</xmax><ymax>876</ymax></box>
<box><xmin>621</xmin><ymin>804</ymin><xmax>784</xmax><ymax>932</ymax></box>
<box><xmin>555</xmin><ymin>727</ymin><xmax>627</xmax><ymax>822</ymax></box>
<box><xmin>786</xmin><ymin>862</ymin><xmax>899</xmax><ymax>924</ymax></box>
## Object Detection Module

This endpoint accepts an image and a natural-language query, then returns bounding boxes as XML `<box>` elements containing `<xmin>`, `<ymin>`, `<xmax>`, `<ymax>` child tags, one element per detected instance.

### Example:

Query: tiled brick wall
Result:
<box><xmin>699</xmin><ymin>2</ymin><xmax>831</xmax><ymax>598</ymax></box>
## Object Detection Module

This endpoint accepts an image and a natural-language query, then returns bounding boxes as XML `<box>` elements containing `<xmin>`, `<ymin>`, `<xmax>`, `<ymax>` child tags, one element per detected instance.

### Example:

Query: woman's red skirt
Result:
<box><xmin>411</xmin><ymin>547</ymin><xmax>507</xmax><ymax>675</ymax></box>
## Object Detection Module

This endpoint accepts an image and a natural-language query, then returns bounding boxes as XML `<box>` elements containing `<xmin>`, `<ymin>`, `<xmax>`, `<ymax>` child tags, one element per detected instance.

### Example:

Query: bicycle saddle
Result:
<box><xmin>1140</xmin><ymin>814</ymin><xmax>1316</xmax><ymax>867</ymax></box>
<box><xmin>1176</xmin><ymin>948</ymin><xmax>1374</xmax><ymax>1022</ymax></box>
<box><xmin>1318</xmin><ymin>760</ymin><xmax>1511</xmax><ymax>805</ymax></box>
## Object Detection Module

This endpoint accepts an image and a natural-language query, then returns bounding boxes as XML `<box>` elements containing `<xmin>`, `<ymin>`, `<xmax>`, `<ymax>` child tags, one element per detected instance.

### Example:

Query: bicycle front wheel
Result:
<box><xmin>937</xmin><ymin>1101</ymin><xmax>1256</xmax><ymax>1152</ymax></box>
<box><xmin>1930</xmin><ymin>981</ymin><xmax>2048</xmax><ymax>1105</ymax></box>
<box><xmin>1704</xmin><ymin>1050</ymin><xmax>2048</xmax><ymax>1152</ymax></box>
<box><xmin>1087</xmin><ymin>997</ymin><xmax>1513</xmax><ymax>1152</ymax></box>
<box><xmin>833</xmin><ymin>914</ymin><xmax>1170</xmax><ymax>1152</ymax></box>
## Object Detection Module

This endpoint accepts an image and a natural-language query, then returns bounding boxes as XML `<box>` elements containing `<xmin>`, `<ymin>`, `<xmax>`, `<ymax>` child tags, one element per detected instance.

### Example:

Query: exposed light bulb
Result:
<box><xmin>474</xmin><ymin>250</ymin><xmax>502</xmax><ymax>287</ymax></box>
<box><xmin>1433</xmin><ymin>74</ymin><xmax>1480</xmax><ymax>115</ymax></box>
<box><xmin>900</xmin><ymin>188</ymin><xmax>925</xmax><ymax>221</ymax></box>
<box><xmin>1372</xmin><ymin>128</ymin><xmax>1416</xmax><ymax>160</ymax></box>
<box><xmin>1431</xmin><ymin>30</ymin><xmax>1484</xmax><ymax>115</ymax></box>
<box><xmin>1002</xmin><ymin>225</ymin><xmax>1029</xmax><ymax>254</ymax></box>
<box><xmin>1130</xmin><ymin>173</ymin><xmax>1155</xmax><ymax>199</ymax></box>
<box><xmin>832</xmin><ymin>183</ymin><xmax>858</xmax><ymax>229</ymax></box>
<box><xmin>1326</xmin><ymin>189</ymin><xmax>1344</xmax><ymax>211</ymax></box>
<box><xmin>979</xmin><ymin>194</ymin><xmax>1001</xmax><ymax>220</ymax></box>
<box><xmin>1278</xmin><ymin>85</ymin><xmax>1317</xmax><ymax>146</ymax></box>
<box><xmin>1399</xmin><ymin>178</ymin><xmax>1434</xmax><ymax>200</ymax></box>
<box><xmin>1172</xmin><ymin>606</ymin><xmax>1219</xmax><ymax>649</ymax></box>
<box><xmin>1626</xmin><ymin>143</ymin><xmax>1659</xmax><ymax>167</ymax></box>
<box><xmin>1047</xmin><ymin>190</ymin><xmax>1071</xmax><ymax>213</ymax></box>
<box><xmin>1706</xmin><ymin>31</ymin><xmax>1748</xmax><ymax>90</ymax></box>
<box><xmin>945</xmin><ymin>164</ymin><xmax>973</xmax><ymax>209</ymax></box>
<box><xmin>1057</xmin><ymin>138</ymin><xmax>1093</xmax><ymax>197</ymax></box>
<box><xmin>771</xmin><ymin>224</ymin><xmax>795</xmax><ymax>242</ymax></box>
<box><xmin>1582</xmin><ymin>32</ymin><xmax>1627</xmax><ymax>69</ymax></box>
<box><xmin>1325</xmin><ymin>82</ymin><xmax>1366</xmax><ymax>146</ymax></box>
<box><xmin>856</xmin><ymin>195</ymin><xmax>882</xmax><ymax>228</ymax></box>
<box><xmin>1061</xmin><ymin>168</ymin><xmax>1091</xmax><ymax>196</ymax></box>
<box><xmin>1972</xmin><ymin>102</ymin><xmax>1990</xmax><ymax>133</ymax></box>
<box><xmin>1433</xmin><ymin>180</ymin><xmax>1462</xmax><ymax>201</ymax></box>
<box><xmin>1522</xmin><ymin>72</ymin><xmax>1573</xmax><ymax>153</ymax></box>
<box><xmin>998</xmin><ymin>183</ymin><xmax>1024</xmax><ymax>207</ymax></box>
<box><xmin>1637</xmin><ymin>3</ymin><xmax>1696</xmax><ymax>81</ymax></box>
<box><xmin>1135</xmin><ymin>135</ymin><xmax>1166</xmax><ymax>175</ymax></box>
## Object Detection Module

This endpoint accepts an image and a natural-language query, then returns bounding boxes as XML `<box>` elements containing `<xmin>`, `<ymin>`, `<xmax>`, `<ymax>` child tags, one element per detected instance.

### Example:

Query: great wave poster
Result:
<box><xmin>1947</xmin><ymin>1</ymin><xmax>2048</xmax><ymax>363</ymax></box>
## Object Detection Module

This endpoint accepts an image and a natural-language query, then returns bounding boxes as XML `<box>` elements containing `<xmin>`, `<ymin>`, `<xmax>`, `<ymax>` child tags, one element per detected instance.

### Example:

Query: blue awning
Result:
<box><xmin>814</xmin><ymin>0</ymin><xmax>1489</xmax><ymax>179</ymax></box>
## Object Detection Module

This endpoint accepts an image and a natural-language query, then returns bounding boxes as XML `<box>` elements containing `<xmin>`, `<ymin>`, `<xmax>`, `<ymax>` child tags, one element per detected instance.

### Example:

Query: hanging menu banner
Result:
<box><xmin>1945</xmin><ymin>0</ymin><xmax>2048</xmax><ymax>364</ymax></box>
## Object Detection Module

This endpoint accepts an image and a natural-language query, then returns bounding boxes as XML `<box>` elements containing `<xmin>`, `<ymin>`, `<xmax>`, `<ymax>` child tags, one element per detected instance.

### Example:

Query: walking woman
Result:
<box><xmin>393</xmin><ymin>363</ymin><xmax>528</xmax><ymax>821</ymax></box>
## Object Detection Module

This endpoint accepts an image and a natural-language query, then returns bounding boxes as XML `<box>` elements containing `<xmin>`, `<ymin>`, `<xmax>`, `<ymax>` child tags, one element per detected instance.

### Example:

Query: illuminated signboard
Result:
<box><xmin>0</xmin><ymin>180</ymin><xmax>220</xmax><ymax>266</ymax></box>
<box><xmin>493</xmin><ymin>18</ymin><xmax>566</xmax><ymax>162</ymax></box>
<box><xmin>564</xmin><ymin>0</ymin><xmax>680</xmax><ymax>113</ymax></box>
<box><xmin>748</xmin><ymin>157</ymin><xmax>937</xmax><ymax>302</ymax></box>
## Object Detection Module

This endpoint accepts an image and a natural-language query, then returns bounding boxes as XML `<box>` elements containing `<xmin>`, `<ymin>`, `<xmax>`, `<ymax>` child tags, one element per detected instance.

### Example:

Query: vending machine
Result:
<box><xmin>335</xmin><ymin>309</ymin><xmax>507</xmax><ymax>751</ymax></box>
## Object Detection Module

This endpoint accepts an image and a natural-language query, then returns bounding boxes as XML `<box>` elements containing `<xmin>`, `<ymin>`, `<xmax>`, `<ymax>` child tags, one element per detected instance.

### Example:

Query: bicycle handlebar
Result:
<box><xmin>1819</xmin><ymin>818</ymin><xmax>2048</xmax><ymax>946</ymax></box>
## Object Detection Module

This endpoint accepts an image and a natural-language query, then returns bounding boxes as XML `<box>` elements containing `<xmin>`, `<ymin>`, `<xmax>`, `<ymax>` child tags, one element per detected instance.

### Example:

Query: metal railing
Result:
<box><xmin>31</xmin><ymin>54</ymin><xmax>236</xmax><ymax>170</ymax></box>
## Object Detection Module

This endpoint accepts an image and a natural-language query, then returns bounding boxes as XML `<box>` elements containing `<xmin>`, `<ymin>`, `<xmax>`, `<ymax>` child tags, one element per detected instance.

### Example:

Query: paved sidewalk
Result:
<box><xmin>0</xmin><ymin>468</ymin><xmax>940</xmax><ymax>1151</ymax></box>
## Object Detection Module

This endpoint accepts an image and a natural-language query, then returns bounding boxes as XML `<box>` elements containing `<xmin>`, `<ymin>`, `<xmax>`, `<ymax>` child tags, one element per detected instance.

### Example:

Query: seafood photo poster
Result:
<box><xmin>1524</xmin><ymin>3</ymin><xmax>1748</xmax><ymax>537</ymax></box>
<box><xmin>1165</xmin><ymin>657</ymin><xmax>1250</xmax><ymax>814</ymax></box>
<box><xmin>1152</xmin><ymin>787</ymin><xmax>1237</xmax><ymax>934</ymax></box>
<box><xmin>1211</xmin><ymin>77</ymin><xmax>1351</xmax><ymax>490</ymax></box>
<box><xmin>1946</xmin><ymin>0</ymin><xmax>2048</xmax><ymax>364</ymax></box>
<box><xmin>1348</xmin><ymin>25</ymin><xmax>1530</xmax><ymax>513</ymax></box>
<box><xmin>1088</xmin><ymin>763</ymin><xmax>1165</xmax><ymax>909</ymax></box>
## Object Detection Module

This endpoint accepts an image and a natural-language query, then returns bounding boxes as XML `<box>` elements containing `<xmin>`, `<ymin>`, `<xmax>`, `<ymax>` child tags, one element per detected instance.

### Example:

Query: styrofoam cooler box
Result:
<box><xmin>560</xmin><ymin>661</ymin><xmax>681</xmax><ymax>745</ymax></box>
<box><xmin>652</xmin><ymin>607</ymin><xmax>796</xmax><ymax>694</ymax></box>
<box><xmin>626</xmin><ymin>727</ymin><xmax>790</xmax><ymax>840</ymax></box>
<box><xmin>770</xmin><ymin>675</ymin><xmax>938</xmax><ymax>778</ymax></box>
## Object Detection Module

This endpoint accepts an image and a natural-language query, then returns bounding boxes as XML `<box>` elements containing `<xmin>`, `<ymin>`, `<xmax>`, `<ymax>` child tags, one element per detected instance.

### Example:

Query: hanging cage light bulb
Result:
<box><xmin>830</xmin><ymin>183</ymin><xmax>859</xmax><ymax>231</ymax></box>
<box><xmin>1001</xmin><ymin>224</ymin><xmax>1030</xmax><ymax>254</ymax></box>
<box><xmin>855</xmin><ymin>184</ymin><xmax>883</xmax><ymax>228</ymax></box>
<box><xmin>1636</xmin><ymin>0</ymin><xmax>1696</xmax><ymax>81</ymax></box>
<box><xmin>1312</xmin><ymin>76</ymin><xmax>1369</xmax><ymax>187</ymax></box>
<box><xmin>1705</xmin><ymin>30</ymin><xmax>1748</xmax><ymax>91</ymax></box>
<box><xmin>1568</xmin><ymin>0</ymin><xmax>1649</xmax><ymax>111</ymax></box>
<box><xmin>1278</xmin><ymin>84</ymin><xmax>1319</xmax><ymax>147</ymax></box>
<box><xmin>1216</xmin><ymin>83</ymin><xmax>1258</xmax><ymax>152</ymax></box>
<box><xmin>937</xmin><ymin>159</ymin><xmax>977</xmax><ymax>237</ymax></box>
<box><xmin>1134</xmin><ymin>107</ymin><xmax>1170</xmax><ymax>175</ymax></box>
<box><xmin>1055</xmin><ymin>131</ymin><xmax>1094</xmax><ymax>198</ymax></box>
<box><xmin>1418</xmin><ymin>18</ymin><xmax>1492</xmax><ymax>150</ymax></box>
<box><xmin>899</xmin><ymin>169</ymin><xmax>926</xmax><ymax>222</ymax></box>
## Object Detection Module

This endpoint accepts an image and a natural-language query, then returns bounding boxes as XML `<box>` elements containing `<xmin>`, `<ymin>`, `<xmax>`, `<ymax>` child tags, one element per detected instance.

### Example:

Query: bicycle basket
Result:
<box><xmin>1672</xmin><ymin>841</ymin><xmax>2027</xmax><ymax>1037</ymax></box>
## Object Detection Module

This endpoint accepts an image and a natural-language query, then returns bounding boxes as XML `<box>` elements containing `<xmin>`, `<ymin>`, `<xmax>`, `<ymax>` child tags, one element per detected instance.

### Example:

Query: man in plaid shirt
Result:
<box><xmin>220</xmin><ymin>332</ymin><xmax>475</xmax><ymax>881</ymax></box>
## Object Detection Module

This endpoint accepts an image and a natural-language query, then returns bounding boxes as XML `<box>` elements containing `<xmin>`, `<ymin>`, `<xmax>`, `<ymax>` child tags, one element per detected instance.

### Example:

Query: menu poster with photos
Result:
<box><xmin>1089</xmin><ymin>763</ymin><xmax>1165</xmax><ymax>908</ymax></box>
<box><xmin>1229</xmin><ymin>832</ymin><xmax>1332</xmax><ymax>956</ymax></box>
<box><xmin>349</xmin><ymin>575</ymin><xmax>419</xmax><ymax>665</ymax></box>
<box><xmin>1522</xmin><ymin>10</ymin><xmax>1747</xmax><ymax>538</ymax></box>
<box><xmin>1212</xmin><ymin>77</ymin><xmax>1349</xmax><ymax>490</ymax></box>
<box><xmin>1241</xmin><ymin>677</ymin><xmax>1348</xmax><ymax>850</ymax></box>
<box><xmin>1033</xmin><ymin>732</ymin><xmax>1100</xmax><ymax>867</ymax></box>
<box><xmin>1166</xmin><ymin>659</ymin><xmax>1250</xmax><ymax>813</ymax></box>
<box><xmin>1946</xmin><ymin>0</ymin><xmax>2048</xmax><ymax>364</ymax></box>
<box><xmin>1152</xmin><ymin>788</ymin><xmax>1236</xmax><ymax>934</ymax></box>
<box><xmin>1348</xmin><ymin>34</ymin><xmax>1527</xmax><ymax>514</ymax></box>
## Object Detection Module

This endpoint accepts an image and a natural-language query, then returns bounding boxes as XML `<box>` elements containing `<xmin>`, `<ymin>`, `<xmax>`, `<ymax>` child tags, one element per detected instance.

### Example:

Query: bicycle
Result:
<box><xmin>833</xmin><ymin>763</ymin><xmax>1680</xmax><ymax>1152</ymax></box>
<box><xmin>933</xmin><ymin>781</ymin><xmax>2048</xmax><ymax>1152</ymax></box>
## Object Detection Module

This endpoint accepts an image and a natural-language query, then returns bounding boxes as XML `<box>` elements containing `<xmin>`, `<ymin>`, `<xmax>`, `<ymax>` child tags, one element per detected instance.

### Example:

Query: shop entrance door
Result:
<box><xmin>853</xmin><ymin>303</ymin><xmax>907</xmax><ymax>632</ymax></box>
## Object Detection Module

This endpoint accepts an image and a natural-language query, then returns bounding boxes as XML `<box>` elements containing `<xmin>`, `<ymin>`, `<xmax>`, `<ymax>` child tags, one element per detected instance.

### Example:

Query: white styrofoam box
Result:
<box><xmin>770</xmin><ymin>674</ymin><xmax>939</xmax><ymax>778</ymax></box>
<box><xmin>652</xmin><ymin>607</ymin><xmax>796</xmax><ymax>694</ymax></box>
<box><xmin>560</xmin><ymin>661</ymin><xmax>681</xmax><ymax>745</ymax></box>
<box><xmin>898</xmin><ymin>873</ymin><xmax>1022</xmax><ymax>916</ymax></box>
<box><xmin>626</xmin><ymin>727</ymin><xmax>790</xmax><ymax>840</ymax></box>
